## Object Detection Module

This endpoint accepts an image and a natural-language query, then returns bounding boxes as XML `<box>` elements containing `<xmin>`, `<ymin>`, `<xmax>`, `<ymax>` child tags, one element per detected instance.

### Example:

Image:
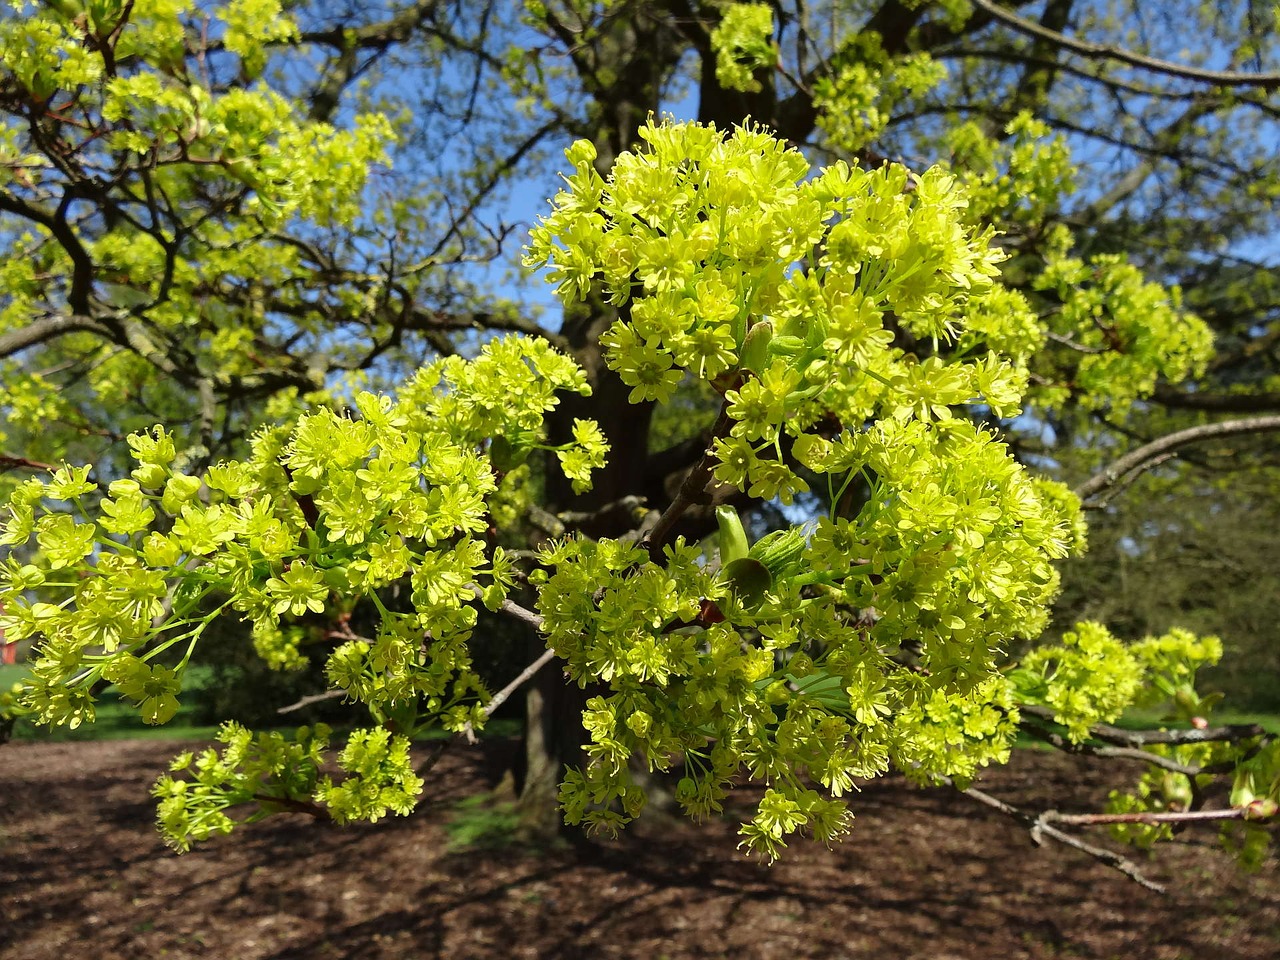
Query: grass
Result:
<box><xmin>2</xmin><ymin>662</ymin><xmax>526</xmax><ymax>744</ymax></box>
<box><xmin>443</xmin><ymin>792</ymin><xmax>524</xmax><ymax>851</ymax></box>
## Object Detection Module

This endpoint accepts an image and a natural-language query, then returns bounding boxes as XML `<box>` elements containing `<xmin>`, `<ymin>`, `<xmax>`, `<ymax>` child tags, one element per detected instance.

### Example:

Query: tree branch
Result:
<box><xmin>1074</xmin><ymin>415</ymin><xmax>1280</xmax><ymax>504</ymax></box>
<box><xmin>280</xmin><ymin>591</ymin><xmax>553</xmax><ymax>724</ymax></box>
<box><xmin>1019</xmin><ymin>717</ymin><xmax>1206</xmax><ymax>776</ymax></box>
<box><xmin>1151</xmin><ymin>385</ymin><xmax>1280</xmax><ymax>414</ymax></box>
<box><xmin>941</xmin><ymin>776</ymin><xmax>1165</xmax><ymax>892</ymax></box>
<box><xmin>483</xmin><ymin>648</ymin><xmax>556</xmax><ymax>720</ymax></box>
<box><xmin>1042</xmin><ymin>808</ymin><xmax>1248</xmax><ymax>827</ymax></box>
<box><xmin>1018</xmin><ymin>705</ymin><xmax>1269</xmax><ymax>749</ymax></box>
<box><xmin>0</xmin><ymin>189</ymin><xmax>96</xmax><ymax>315</ymax></box>
<box><xmin>0</xmin><ymin>453</ymin><xmax>55</xmax><ymax>472</ymax></box>
<box><xmin>461</xmin><ymin>586</ymin><xmax>554</xmax><ymax>743</ymax></box>
<box><xmin>277</xmin><ymin>688</ymin><xmax>347</xmax><ymax>716</ymax></box>
<box><xmin>970</xmin><ymin>0</ymin><xmax>1280</xmax><ymax>89</ymax></box>
<box><xmin>0</xmin><ymin>313</ymin><xmax>110</xmax><ymax>358</ymax></box>
<box><xmin>1071</xmin><ymin>98</ymin><xmax>1219</xmax><ymax>224</ymax></box>
<box><xmin>642</xmin><ymin>401</ymin><xmax>733</xmax><ymax>561</ymax></box>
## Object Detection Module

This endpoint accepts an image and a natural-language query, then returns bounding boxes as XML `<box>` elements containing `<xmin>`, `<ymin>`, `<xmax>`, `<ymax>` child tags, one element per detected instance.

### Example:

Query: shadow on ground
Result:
<box><xmin>2</xmin><ymin>739</ymin><xmax>1276</xmax><ymax>959</ymax></box>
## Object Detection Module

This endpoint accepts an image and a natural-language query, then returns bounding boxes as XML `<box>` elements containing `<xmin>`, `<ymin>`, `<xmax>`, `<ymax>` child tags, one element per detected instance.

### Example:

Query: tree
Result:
<box><xmin>1</xmin><ymin>0</ymin><xmax>1278</xmax><ymax>888</ymax></box>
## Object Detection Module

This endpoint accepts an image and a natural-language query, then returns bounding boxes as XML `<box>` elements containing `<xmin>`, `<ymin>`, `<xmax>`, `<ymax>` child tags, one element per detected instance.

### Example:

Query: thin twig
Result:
<box><xmin>471</xmin><ymin>586</ymin><xmax>545</xmax><ymax>631</ymax></box>
<box><xmin>942</xmin><ymin>776</ymin><xmax>1165</xmax><ymax>893</ymax></box>
<box><xmin>1042</xmin><ymin>808</ymin><xmax>1247</xmax><ymax>827</ymax></box>
<box><xmin>643</xmin><ymin>401</ymin><xmax>733</xmax><ymax>561</ymax></box>
<box><xmin>525</xmin><ymin>495</ymin><xmax>649</xmax><ymax>539</ymax></box>
<box><xmin>483</xmin><ymin>648</ymin><xmax>557</xmax><ymax>720</ymax></box>
<box><xmin>1020</xmin><ymin>719</ymin><xmax>1206</xmax><ymax>776</ymax></box>
<box><xmin>0</xmin><ymin>453</ymin><xmax>54</xmax><ymax>472</ymax></box>
<box><xmin>461</xmin><ymin>585</ymin><xmax>555</xmax><ymax>743</ymax></box>
<box><xmin>277</xmin><ymin>688</ymin><xmax>347</xmax><ymax>715</ymax></box>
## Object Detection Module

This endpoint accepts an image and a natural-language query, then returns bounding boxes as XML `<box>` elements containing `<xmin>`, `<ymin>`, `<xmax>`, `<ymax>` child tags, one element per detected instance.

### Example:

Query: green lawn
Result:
<box><xmin>2</xmin><ymin>662</ymin><xmax>523</xmax><ymax>743</ymax></box>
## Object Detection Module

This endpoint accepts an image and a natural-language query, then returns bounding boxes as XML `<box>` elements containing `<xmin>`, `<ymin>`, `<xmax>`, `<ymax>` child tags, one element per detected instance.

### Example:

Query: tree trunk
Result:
<box><xmin>511</xmin><ymin>0</ymin><xmax>699</xmax><ymax>840</ymax></box>
<box><xmin>517</xmin><ymin>298</ymin><xmax>655</xmax><ymax>837</ymax></box>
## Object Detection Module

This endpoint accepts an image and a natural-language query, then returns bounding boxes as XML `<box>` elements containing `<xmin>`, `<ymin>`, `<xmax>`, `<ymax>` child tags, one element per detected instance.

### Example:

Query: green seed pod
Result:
<box><xmin>767</xmin><ymin>334</ymin><xmax>806</xmax><ymax>357</ymax></box>
<box><xmin>489</xmin><ymin>430</ymin><xmax>539</xmax><ymax>472</ymax></box>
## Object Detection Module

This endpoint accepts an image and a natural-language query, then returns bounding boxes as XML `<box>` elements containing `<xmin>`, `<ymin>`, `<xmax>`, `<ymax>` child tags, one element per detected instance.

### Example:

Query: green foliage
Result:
<box><xmin>1034</xmin><ymin>255</ymin><xmax>1214</xmax><ymax>412</ymax></box>
<box><xmin>814</xmin><ymin>35</ymin><xmax>948</xmax><ymax>154</ymax></box>
<box><xmin>0</xmin><ymin>0</ymin><xmax>394</xmax><ymax>469</ymax></box>
<box><xmin>710</xmin><ymin>3</ymin><xmax>777</xmax><ymax>94</ymax></box>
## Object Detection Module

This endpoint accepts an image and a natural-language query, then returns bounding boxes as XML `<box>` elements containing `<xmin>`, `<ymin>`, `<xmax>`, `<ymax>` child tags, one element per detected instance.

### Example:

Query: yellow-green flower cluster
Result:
<box><xmin>1034</xmin><ymin>254</ymin><xmax>1215</xmax><ymax>412</ymax></box>
<box><xmin>533</xmin><ymin>410</ymin><xmax>1081</xmax><ymax>857</ymax></box>
<box><xmin>710</xmin><ymin>3</ymin><xmax>777</xmax><ymax>94</ymax></box>
<box><xmin>1013</xmin><ymin>621</ymin><xmax>1146</xmax><ymax>741</ymax></box>
<box><xmin>526</xmin><ymin>119</ymin><xmax>1097</xmax><ymax>857</ymax></box>
<box><xmin>528</xmin><ymin>119</ymin><xmax>1032</xmax><ymax>512</ymax></box>
<box><xmin>151</xmin><ymin>721</ymin><xmax>413</xmax><ymax>852</ymax></box>
<box><xmin>0</xmin><ymin>336</ymin><xmax>605</xmax><ymax>844</ymax></box>
<box><xmin>947</xmin><ymin>113</ymin><xmax>1077</xmax><ymax>225</ymax></box>
<box><xmin>813</xmin><ymin>34</ymin><xmax>947</xmax><ymax>154</ymax></box>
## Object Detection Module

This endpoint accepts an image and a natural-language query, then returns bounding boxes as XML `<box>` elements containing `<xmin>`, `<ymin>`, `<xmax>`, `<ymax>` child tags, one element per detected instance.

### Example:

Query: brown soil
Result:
<box><xmin>1</xmin><ymin>739</ymin><xmax>1276</xmax><ymax>960</ymax></box>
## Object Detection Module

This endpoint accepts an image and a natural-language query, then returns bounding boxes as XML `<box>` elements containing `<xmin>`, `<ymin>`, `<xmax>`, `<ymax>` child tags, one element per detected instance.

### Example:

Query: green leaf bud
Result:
<box><xmin>749</xmin><ymin>526</ymin><xmax>807</xmax><ymax>581</ymax></box>
<box><xmin>715</xmin><ymin>504</ymin><xmax>750</xmax><ymax>565</ymax></box>
<box><xmin>739</xmin><ymin>319</ymin><xmax>774</xmax><ymax>373</ymax></box>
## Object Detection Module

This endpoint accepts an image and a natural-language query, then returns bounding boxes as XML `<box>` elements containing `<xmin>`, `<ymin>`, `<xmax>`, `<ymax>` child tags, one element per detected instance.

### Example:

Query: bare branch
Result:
<box><xmin>1042</xmin><ymin>808</ymin><xmax>1249</xmax><ymax>827</ymax></box>
<box><xmin>0</xmin><ymin>190</ymin><xmax>96</xmax><ymax>314</ymax></box>
<box><xmin>461</xmin><ymin>585</ymin><xmax>555</xmax><ymax>743</ymax></box>
<box><xmin>486</xmin><ymin>595</ymin><xmax>545</xmax><ymax>632</ymax></box>
<box><xmin>970</xmin><ymin>0</ymin><xmax>1280</xmax><ymax>89</ymax></box>
<box><xmin>0</xmin><ymin>453</ymin><xmax>54</xmax><ymax>472</ymax></box>
<box><xmin>1075</xmin><ymin>415</ymin><xmax>1280</xmax><ymax>505</ymax></box>
<box><xmin>0</xmin><ymin>313</ymin><xmax>109</xmax><ymax>358</ymax></box>
<box><xmin>1019</xmin><ymin>718</ymin><xmax>1206</xmax><ymax>776</ymax></box>
<box><xmin>942</xmin><ymin>776</ymin><xmax>1165</xmax><ymax>892</ymax></box>
<box><xmin>277</xmin><ymin>689</ymin><xmax>347</xmax><ymax>715</ymax></box>
<box><xmin>1152</xmin><ymin>385</ymin><xmax>1280</xmax><ymax>414</ymax></box>
<box><xmin>483</xmin><ymin>648</ymin><xmax>556</xmax><ymax>721</ymax></box>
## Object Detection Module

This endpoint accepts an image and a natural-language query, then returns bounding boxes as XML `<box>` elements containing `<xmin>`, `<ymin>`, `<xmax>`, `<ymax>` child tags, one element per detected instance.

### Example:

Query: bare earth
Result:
<box><xmin>2</xmin><ymin>739</ymin><xmax>1277</xmax><ymax>960</ymax></box>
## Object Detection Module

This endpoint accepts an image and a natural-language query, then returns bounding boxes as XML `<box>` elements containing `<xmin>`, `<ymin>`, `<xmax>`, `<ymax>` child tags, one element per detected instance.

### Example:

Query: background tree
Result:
<box><xmin>1</xmin><ymin>0</ymin><xmax>1278</xmax><ymax>885</ymax></box>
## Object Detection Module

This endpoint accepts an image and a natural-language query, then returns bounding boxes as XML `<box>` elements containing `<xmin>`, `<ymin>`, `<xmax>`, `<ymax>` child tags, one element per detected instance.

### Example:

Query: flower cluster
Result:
<box><xmin>527</xmin><ymin>119</ymin><xmax>1031</xmax><ymax>510</ymax></box>
<box><xmin>535</xmin><ymin>414</ymin><xmax>1081</xmax><ymax>856</ymax></box>
<box><xmin>524</xmin><ymin>119</ymin><xmax>1103</xmax><ymax>857</ymax></box>
<box><xmin>1</xmin><ymin>336</ymin><xmax>605</xmax><ymax>845</ymax></box>
<box><xmin>710</xmin><ymin>3</ymin><xmax>778</xmax><ymax>94</ymax></box>
<box><xmin>1009</xmin><ymin>624</ymin><xmax>1279</xmax><ymax>867</ymax></box>
<box><xmin>813</xmin><ymin>33</ymin><xmax>948</xmax><ymax>154</ymax></box>
<box><xmin>1034</xmin><ymin>254</ymin><xmax>1214</xmax><ymax>412</ymax></box>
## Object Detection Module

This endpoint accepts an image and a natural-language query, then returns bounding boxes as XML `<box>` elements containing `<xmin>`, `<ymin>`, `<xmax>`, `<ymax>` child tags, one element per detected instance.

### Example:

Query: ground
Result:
<box><xmin>2</xmin><ymin>739</ymin><xmax>1277</xmax><ymax>959</ymax></box>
